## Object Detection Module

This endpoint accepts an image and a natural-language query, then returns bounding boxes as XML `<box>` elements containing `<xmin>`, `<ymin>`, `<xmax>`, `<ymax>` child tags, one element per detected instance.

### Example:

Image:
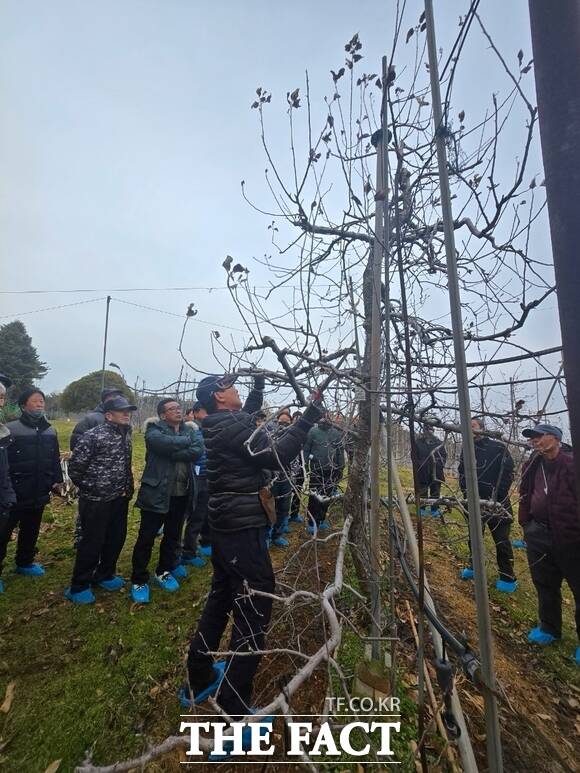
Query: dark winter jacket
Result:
<box><xmin>68</xmin><ymin>421</ymin><xmax>134</xmax><ymax>502</ymax></box>
<box><xmin>518</xmin><ymin>450</ymin><xmax>580</xmax><ymax>544</ymax></box>
<box><xmin>6</xmin><ymin>413</ymin><xmax>63</xmax><ymax>510</ymax></box>
<box><xmin>203</xmin><ymin>402</ymin><xmax>322</xmax><ymax>532</ymax></box>
<box><xmin>416</xmin><ymin>432</ymin><xmax>447</xmax><ymax>486</ymax></box>
<box><xmin>0</xmin><ymin>427</ymin><xmax>16</xmax><ymax>514</ymax></box>
<box><xmin>135</xmin><ymin>419</ymin><xmax>203</xmax><ymax>514</ymax></box>
<box><xmin>458</xmin><ymin>436</ymin><xmax>514</xmax><ymax>503</ymax></box>
<box><xmin>303</xmin><ymin>423</ymin><xmax>345</xmax><ymax>479</ymax></box>
<box><xmin>70</xmin><ymin>405</ymin><xmax>107</xmax><ymax>450</ymax></box>
<box><xmin>191</xmin><ymin>422</ymin><xmax>207</xmax><ymax>477</ymax></box>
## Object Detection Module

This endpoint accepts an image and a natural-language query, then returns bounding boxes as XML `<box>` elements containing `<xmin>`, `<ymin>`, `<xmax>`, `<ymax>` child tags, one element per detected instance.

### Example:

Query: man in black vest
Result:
<box><xmin>181</xmin><ymin>373</ymin><xmax>322</xmax><ymax>726</ymax></box>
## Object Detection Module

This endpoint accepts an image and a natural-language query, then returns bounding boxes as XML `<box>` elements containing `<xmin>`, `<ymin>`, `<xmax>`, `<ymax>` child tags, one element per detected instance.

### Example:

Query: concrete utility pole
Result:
<box><xmin>528</xmin><ymin>1</ymin><xmax>580</xmax><ymax>511</ymax></box>
<box><xmin>100</xmin><ymin>295</ymin><xmax>112</xmax><ymax>392</ymax></box>
<box><xmin>423</xmin><ymin>2</ymin><xmax>504</xmax><ymax>770</ymax></box>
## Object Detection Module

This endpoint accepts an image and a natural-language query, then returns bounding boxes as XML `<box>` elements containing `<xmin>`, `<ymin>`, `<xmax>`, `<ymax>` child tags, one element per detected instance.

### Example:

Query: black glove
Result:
<box><xmin>253</xmin><ymin>373</ymin><xmax>265</xmax><ymax>391</ymax></box>
<box><xmin>302</xmin><ymin>401</ymin><xmax>323</xmax><ymax>425</ymax></box>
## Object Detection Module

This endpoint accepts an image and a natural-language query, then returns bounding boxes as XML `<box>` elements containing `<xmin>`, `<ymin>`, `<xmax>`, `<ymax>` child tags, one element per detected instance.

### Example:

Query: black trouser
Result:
<box><xmin>131</xmin><ymin>495</ymin><xmax>188</xmax><ymax>584</ymax></box>
<box><xmin>272</xmin><ymin>478</ymin><xmax>291</xmax><ymax>538</ymax></box>
<box><xmin>187</xmin><ymin>526</ymin><xmax>275</xmax><ymax>719</ymax></box>
<box><xmin>70</xmin><ymin>497</ymin><xmax>129</xmax><ymax>593</ymax></box>
<box><xmin>0</xmin><ymin>506</ymin><xmax>45</xmax><ymax>574</ymax></box>
<box><xmin>465</xmin><ymin>512</ymin><xmax>515</xmax><ymax>582</ymax></box>
<box><xmin>182</xmin><ymin>478</ymin><xmax>209</xmax><ymax>559</ymax></box>
<box><xmin>524</xmin><ymin>519</ymin><xmax>580</xmax><ymax>640</ymax></box>
<box><xmin>418</xmin><ymin>481</ymin><xmax>442</xmax><ymax>511</ymax></box>
<box><xmin>290</xmin><ymin>469</ymin><xmax>304</xmax><ymax>518</ymax></box>
<box><xmin>308</xmin><ymin>465</ymin><xmax>334</xmax><ymax>525</ymax></box>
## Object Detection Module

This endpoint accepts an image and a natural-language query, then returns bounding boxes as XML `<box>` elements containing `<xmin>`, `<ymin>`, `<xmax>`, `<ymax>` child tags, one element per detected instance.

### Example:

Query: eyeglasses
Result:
<box><xmin>163</xmin><ymin>405</ymin><xmax>181</xmax><ymax>413</ymax></box>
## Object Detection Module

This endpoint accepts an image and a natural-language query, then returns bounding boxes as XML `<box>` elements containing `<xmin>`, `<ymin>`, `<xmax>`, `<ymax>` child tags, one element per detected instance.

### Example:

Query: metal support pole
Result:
<box><xmin>379</xmin><ymin>54</ymin><xmax>397</xmax><ymax>686</ymax></box>
<box><xmin>368</xmin><ymin>71</ymin><xmax>387</xmax><ymax>659</ymax></box>
<box><xmin>100</xmin><ymin>295</ymin><xmax>112</xmax><ymax>392</ymax></box>
<box><xmin>537</xmin><ymin>363</ymin><xmax>564</xmax><ymax>420</ymax></box>
<box><xmin>423</xmin><ymin>2</ymin><xmax>503</xmax><ymax>770</ymax></box>
<box><xmin>383</xmin><ymin>427</ymin><xmax>479</xmax><ymax>773</ymax></box>
<box><xmin>528</xmin><ymin>1</ymin><xmax>580</xmax><ymax>510</ymax></box>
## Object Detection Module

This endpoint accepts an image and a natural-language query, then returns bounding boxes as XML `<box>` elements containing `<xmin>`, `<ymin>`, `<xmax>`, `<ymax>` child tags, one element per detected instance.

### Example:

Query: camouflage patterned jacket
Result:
<box><xmin>68</xmin><ymin>421</ymin><xmax>133</xmax><ymax>502</ymax></box>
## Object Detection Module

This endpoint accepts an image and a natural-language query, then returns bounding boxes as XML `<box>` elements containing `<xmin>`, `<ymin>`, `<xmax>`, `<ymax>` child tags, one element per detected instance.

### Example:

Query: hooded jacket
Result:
<box><xmin>203</xmin><ymin>402</ymin><xmax>322</xmax><ymax>532</ymax></box>
<box><xmin>518</xmin><ymin>450</ymin><xmax>580</xmax><ymax>544</ymax></box>
<box><xmin>135</xmin><ymin>418</ymin><xmax>203</xmax><ymax>514</ymax></box>
<box><xmin>6</xmin><ymin>413</ymin><xmax>63</xmax><ymax>510</ymax></box>
<box><xmin>0</xmin><ymin>425</ymin><xmax>16</xmax><ymax>514</ymax></box>
<box><xmin>415</xmin><ymin>432</ymin><xmax>447</xmax><ymax>486</ymax></box>
<box><xmin>68</xmin><ymin>420</ymin><xmax>134</xmax><ymax>502</ymax></box>
<box><xmin>70</xmin><ymin>405</ymin><xmax>107</xmax><ymax>450</ymax></box>
<box><xmin>458</xmin><ymin>436</ymin><xmax>514</xmax><ymax>503</ymax></box>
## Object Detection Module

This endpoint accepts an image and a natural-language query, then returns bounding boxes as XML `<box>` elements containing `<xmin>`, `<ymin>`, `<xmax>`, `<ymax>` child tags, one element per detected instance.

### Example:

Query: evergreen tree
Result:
<box><xmin>61</xmin><ymin>370</ymin><xmax>134</xmax><ymax>413</ymax></box>
<box><xmin>0</xmin><ymin>321</ymin><xmax>48</xmax><ymax>393</ymax></box>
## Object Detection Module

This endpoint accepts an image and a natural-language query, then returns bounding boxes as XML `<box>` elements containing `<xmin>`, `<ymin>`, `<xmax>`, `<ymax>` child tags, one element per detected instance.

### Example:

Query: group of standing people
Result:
<box><xmin>1</xmin><ymin>366</ymin><xmax>578</xmax><ymax>758</ymax></box>
<box><xmin>415</xmin><ymin>416</ymin><xmax>579</xmax><ymax>665</ymax></box>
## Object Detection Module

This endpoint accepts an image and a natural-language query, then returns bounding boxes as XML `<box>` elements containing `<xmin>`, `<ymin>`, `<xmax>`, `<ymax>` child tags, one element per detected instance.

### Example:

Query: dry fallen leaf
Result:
<box><xmin>536</xmin><ymin>713</ymin><xmax>551</xmax><ymax>721</ymax></box>
<box><xmin>0</xmin><ymin>681</ymin><xmax>15</xmax><ymax>713</ymax></box>
<box><xmin>44</xmin><ymin>760</ymin><xmax>61</xmax><ymax>773</ymax></box>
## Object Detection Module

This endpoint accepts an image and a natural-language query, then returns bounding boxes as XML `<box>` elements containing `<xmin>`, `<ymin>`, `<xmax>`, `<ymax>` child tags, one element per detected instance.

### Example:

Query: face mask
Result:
<box><xmin>25</xmin><ymin>409</ymin><xmax>45</xmax><ymax>419</ymax></box>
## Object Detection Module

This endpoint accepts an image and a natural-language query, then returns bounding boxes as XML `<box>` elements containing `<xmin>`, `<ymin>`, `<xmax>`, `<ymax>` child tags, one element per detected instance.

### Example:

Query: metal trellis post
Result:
<box><xmin>424</xmin><ymin>2</ymin><xmax>504</xmax><ymax>770</ymax></box>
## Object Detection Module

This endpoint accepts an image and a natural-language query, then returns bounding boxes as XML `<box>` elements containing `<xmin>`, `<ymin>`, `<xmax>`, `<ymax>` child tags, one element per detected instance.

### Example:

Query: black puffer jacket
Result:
<box><xmin>203</xmin><ymin>402</ymin><xmax>322</xmax><ymax>532</ymax></box>
<box><xmin>0</xmin><ymin>427</ymin><xmax>16</xmax><ymax>515</ymax></box>
<box><xmin>416</xmin><ymin>432</ymin><xmax>447</xmax><ymax>486</ymax></box>
<box><xmin>458</xmin><ymin>436</ymin><xmax>514</xmax><ymax>502</ymax></box>
<box><xmin>6</xmin><ymin>413</ymin><xmax>63</xmax><ymax>510</ymax></box>
<box><xmin>70</xmin><ymin>405</ymin><xmax>106</xmax><ymax>450</ymax></box>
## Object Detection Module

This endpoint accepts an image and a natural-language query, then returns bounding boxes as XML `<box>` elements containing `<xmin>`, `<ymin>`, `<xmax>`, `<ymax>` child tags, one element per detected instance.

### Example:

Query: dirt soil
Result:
<box><xmin>409</xmin><ymin>531</ymin><xmax>580</xmax><ymax>773</ymax></box>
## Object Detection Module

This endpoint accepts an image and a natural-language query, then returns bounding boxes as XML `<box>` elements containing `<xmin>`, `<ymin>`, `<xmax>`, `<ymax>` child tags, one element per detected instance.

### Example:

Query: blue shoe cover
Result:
<box><xmin>460</xmin><ymin>568</ymin><xmax>474</xmax><ymax>580</ymax></box>
<box><xmin>419</xmin><ymin>508</ymin><xmax>431</xmax><ymax>517</ymax></box>
<box><xmin>182</xmin><ymin>555</ymin><xmax>206</xmax><ymax>568</ymax></box>
<box><xmin>64</xmin><ymin>587</ymin><xmax>95</xmax><ymax>604</ymax></box>
<box><xmin>98</xmin><ymin>576</ymin><xmax>125</xmax><ymax>591</ymax></box>
<box><xmin>272</xmin><ymin>536</ymin><xmax>289</xmax><ymax>547</ymax></box>
<box><xmin>430</xmin><ymin>508</ymin><xmax>442</xmax><ymax>518</ymax></box>
<box><xmin>319</xmin><ymin>521</ymin><xmax>330</xmax><ymax>530</ymax></box>
<box><xmin>171</xmin><ymin>564</ymin><xmax>189</xmax><ymax>579</ymax></box>
<box><xmin>16</xmin><ymin>563</ymin><xmax>45</xmax><ymax>577</ymax></box>
<box><xmin>198</xmin><ymin>545</ymin><xmax>212</xmax><ymax>557</ymax></box>
<box><xmin>574</xmin><ymin>646</ymin><xmax>580</xmax><ymax>666</ymax></box>
<box><xmin>131</xmin><ymin>584</ymin><xmax>150</xmax><ymax>603</ymax></box>
<box><xmin>528</xmin><ymin>627</ymin><xmax>558</xmax><ymax>645</ymax></box>
<box><xmin>179</xmin><ymin>661</ymin><xmax>227</xmax><ymax>708</ymax></box>
<box><xmin>289</xmin><ymin>514</ymin><xmax>304</xmax><ymax>523</ymax></box>
<box><xmin>496</xmin><ymin>579</ymin><xmax>517</xmax><ymax>593</ymax></box>
<box><xmin>155</xmin><ymin>572</ymin><xmax>179</xmax><ymax>592</ymax></box>
<box><xmin>0</xmin><ymin>578</ymin><xmax>3</xmax><ymax>593</ymax></box>
<box><xmin>512</xmin><ymin>539</ymin><xmax>526</xmax><ymax>549</ymax></box>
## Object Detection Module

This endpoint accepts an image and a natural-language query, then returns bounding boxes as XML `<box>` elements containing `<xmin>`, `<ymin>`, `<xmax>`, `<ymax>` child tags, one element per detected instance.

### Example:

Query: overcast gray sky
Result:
<box><xmin>0</xmin><ymin>0</ymin><xmax>561</xmax><ymax>422</ymax></box>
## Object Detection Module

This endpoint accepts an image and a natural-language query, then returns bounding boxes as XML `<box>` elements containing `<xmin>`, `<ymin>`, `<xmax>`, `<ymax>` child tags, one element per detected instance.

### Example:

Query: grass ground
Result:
<box><xmin>0</xmin><ymin>420</ymin><xmax>213</xmax><ymax>772</ymax></box>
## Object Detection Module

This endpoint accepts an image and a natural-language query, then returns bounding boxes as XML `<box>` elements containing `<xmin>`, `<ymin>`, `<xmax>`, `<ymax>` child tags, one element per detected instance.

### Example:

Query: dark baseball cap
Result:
<box><xmin>0</xmin><ymin>373</ymin><xmax>12</xmax><ymax>389</ymax></box>
<box><xmin>522</xmin><ymin>423</ymin><xmax>563</xmax><ymax>441</ymax></box>
<box><xmin>101</xmin><ymin>387</ymin><xmax>123</xmax><ymax>402</ymax></box>
<box><xmin>196</xmin><ymin>374</ymin><xmax>238</xmax><ymax>406</ymax></box>
<box><xmin>103</xmin><ymin>396</ymin><xmax>137</xmax><ymax>412</ymax></box>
